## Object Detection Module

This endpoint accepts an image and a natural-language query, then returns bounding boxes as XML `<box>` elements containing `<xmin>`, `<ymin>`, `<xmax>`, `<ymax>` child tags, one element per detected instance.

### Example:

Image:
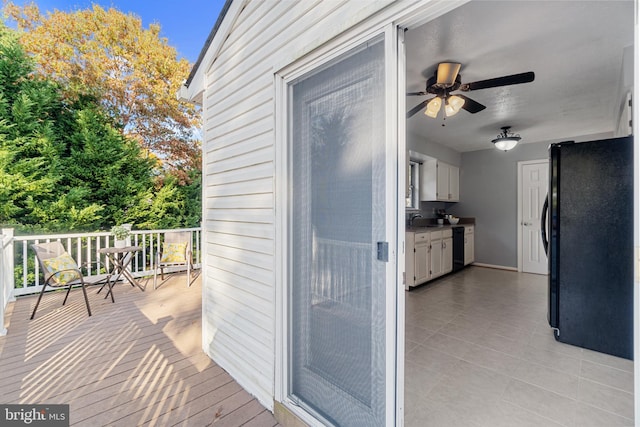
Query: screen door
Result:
<box><xmin>289</xmin><ymin>35</ymin><xmax>389</xmax><ymax>426</ymax></box>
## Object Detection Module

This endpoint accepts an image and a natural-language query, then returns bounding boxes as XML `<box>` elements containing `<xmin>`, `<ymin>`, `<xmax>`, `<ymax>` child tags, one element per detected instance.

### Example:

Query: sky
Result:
<box><xmin>5</xmin><ymin>0</ymin><xmax>228</xmax><ymax>63</ymax></box>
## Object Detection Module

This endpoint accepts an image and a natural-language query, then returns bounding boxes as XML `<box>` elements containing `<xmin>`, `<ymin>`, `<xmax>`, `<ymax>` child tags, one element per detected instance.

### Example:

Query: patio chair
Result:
<box><xmin>153</xmin><ymin>231</ymin><xmax>199</xmax><ymax>289</ymax></box>
<box><xmin>30</xmin><ymin>242</ymin><xmax>110</xmax><ymax>319</ymax></box>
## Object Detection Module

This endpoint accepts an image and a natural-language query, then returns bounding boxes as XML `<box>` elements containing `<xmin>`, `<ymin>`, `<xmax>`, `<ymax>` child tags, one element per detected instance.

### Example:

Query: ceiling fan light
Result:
<box><xmin>425</xmin><ymin>97</ymin><xmax>442</xmax><ymax>118</ymax></box>
<box><xmin>445</xmin><ymin>95</ymin><xmax>465</xmax><ymax>117</ymax></box>
<box><xmin>491</xmin><ymin>126</ymin><xmax>522</xmax><ymax>151</ymax></box>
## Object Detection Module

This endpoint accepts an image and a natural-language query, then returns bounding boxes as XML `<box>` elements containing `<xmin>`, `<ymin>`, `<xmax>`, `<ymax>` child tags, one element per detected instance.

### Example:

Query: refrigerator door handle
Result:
<box><xmin>541</xmin><ymin>194</ymin><xmax>549</xmax><ymax>255</ymax></box>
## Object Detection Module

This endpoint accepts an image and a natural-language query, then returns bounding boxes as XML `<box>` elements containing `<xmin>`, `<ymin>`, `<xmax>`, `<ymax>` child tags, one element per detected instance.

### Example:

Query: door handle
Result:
<box><xmin>377</xmin><ymin>242</ymin><xmax>389</xmax><ymax>262</ymax></box>
<box><xmin>541</xmin><ymin>195</ymin><xmax>549</xmax><ymax>255</ymax></box>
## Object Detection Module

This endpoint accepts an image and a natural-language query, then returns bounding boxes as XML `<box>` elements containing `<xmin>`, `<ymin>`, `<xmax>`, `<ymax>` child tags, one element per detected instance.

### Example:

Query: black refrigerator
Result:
<box><xmin>541</xmin><ymin>136</ymin><xmax>634</xmax><ymax>360</ymax></box>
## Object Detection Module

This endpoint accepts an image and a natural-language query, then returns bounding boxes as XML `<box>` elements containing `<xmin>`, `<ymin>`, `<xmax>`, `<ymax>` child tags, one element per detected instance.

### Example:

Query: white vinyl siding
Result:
<box><xmin>198</xmin><ymin>0</ymin><xmax>395</xmax><ymax>409</ymax></box>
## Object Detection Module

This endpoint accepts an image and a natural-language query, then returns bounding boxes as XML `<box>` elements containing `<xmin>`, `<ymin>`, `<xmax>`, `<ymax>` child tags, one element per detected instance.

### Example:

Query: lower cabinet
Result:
<box><xmin>442</xmin><ymin>234</ymin><xmax>453</xmax><ymax>273</ymax></box>
<box><xmin>405</xmin><ymin>228</ymin><xmax>453</xmax><ymax>289</ymax></box>
<box><xmin>429</xmin><ymin>229</ymin><xmax>453</xmax><ymax>281</ymax></box>
<box><xmin>414</xmin><ymin>235</ymin><xmax>430</xmax><ymax>284</ymax></box>
<box><xmin>406</xmin><ymin>231</ymin><xmax>429</xmax><ymax>288</ymax></box>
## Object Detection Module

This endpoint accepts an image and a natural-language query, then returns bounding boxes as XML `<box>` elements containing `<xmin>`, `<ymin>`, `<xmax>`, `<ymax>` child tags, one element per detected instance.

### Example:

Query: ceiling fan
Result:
<box><xmin>407</xmin><ymin>62</ymin><xmax>535</xmax><ymax>119</ymax></box>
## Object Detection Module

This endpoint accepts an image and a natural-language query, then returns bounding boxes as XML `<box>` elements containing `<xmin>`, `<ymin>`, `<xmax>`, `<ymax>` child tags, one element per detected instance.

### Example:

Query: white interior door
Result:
<box><xmin>288</xmin><ymin>33</ymin><xmax>395</xmax><ymax>426</ymax></box>
<box><xmin>521</xmin><ymin>161</ymin><xmax>548</xmax><ymax>274</ymax></box>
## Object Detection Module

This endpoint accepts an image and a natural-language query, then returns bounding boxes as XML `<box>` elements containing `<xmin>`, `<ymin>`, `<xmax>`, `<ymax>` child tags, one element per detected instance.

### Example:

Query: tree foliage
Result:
<box><xmin>4</xmin><ymin>2</ymin><xmax>201</xmax><ymax>177</ymax></box>
<box><xmin>0</xmin><ymin>22</ymin><xmax>200</xmax><ymax>233</ymax></box>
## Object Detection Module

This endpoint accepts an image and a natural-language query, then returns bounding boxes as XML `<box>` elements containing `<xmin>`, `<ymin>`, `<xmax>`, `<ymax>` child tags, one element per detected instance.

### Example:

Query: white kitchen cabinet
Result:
<box><xmin>442</xmin><ymin>234</ymin><xmax>453</xmax><ymax>273</ymax></box>
<box><xmin>429</xmin><ymin>231</ymin><xmax>443</xmax><ymax>279</ymax></box>
<box><xmin>464</xmin><ymin>225</ymin><xmax>475</xmax><ymax>265</ymax></box>
<box><xmin>420</xmin><ymin>159</ymin><xmax>460</xmax><ymax>202</ymax></box>
<box><xmin>448</xmin><ymin>165</ymin><xmax>459</xmax><ymax>201</ymax></box>
<box><xmin>406</xmin><ymin>228</ymin><xmax>454</xmax><ymax>288</ymax></box>
<box><xmin>415</xmin><ymin>238</ymin><xmax>430</xmax><ymax>284</ymax></box>
<box><xmin>429</xmin><ymin>229</ymin><xmax>453</xmax><ymax>280</ymax></box>
<box><xmin>405</xmin><ymin>231</ymin><xmax>430</xmax><ymax>288</ymax></box>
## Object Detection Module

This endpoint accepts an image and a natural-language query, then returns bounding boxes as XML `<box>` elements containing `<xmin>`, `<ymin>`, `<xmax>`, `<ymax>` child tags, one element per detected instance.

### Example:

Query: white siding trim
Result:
<box><xmin>190</xmin><ymin>0</ymin><xmax>249</xmax><ymax>95</ymax></box>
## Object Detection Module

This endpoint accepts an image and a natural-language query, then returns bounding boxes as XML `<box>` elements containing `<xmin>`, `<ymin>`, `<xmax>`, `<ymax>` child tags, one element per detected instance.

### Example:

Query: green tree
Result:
<box><xmin>127</xmin><ymin>171</ymin><xmax>201</xmax><ymax>230</ymax></box>
<box><xmin>0</xmin><ymin>23</ymin><xmax>187</xmax><ymax>233</ymax></box>
<box><xmin>0</xmin><ymin>24</ymin><xmax>67</xmax><ymax>229</ymax></box>
<box><xmin>4</xmin><ymin>2</ymin><xmax>201</xmax><ymax>176</ymax></box>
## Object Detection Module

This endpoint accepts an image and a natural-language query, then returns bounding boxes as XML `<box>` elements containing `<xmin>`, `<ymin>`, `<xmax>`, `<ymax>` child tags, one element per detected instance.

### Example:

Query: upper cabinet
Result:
<box><xmin>420</xmin><ymin>158</ymin><xmax>459</xmax><ymax>202</ymax></box>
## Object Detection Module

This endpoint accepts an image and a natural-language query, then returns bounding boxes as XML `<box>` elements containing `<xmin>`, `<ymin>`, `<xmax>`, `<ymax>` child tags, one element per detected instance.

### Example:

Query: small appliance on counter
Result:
<box><xmin>541</xmin><ymin>136</ymin><xmax>633</xmax><ymax>360</ymax></box>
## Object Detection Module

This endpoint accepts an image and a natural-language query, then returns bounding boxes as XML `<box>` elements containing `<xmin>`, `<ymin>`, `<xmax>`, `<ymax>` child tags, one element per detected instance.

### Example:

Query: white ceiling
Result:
<box><xmin>405</xmin><ymin>0</ymin><xmax>635</xmax><ymax>152</ymax></box>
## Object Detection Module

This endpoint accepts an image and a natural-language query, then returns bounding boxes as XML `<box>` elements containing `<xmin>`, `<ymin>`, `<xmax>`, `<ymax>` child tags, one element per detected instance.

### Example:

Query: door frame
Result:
<box><xmin>516</xmin><ymin>159</ymin><xmax>547</xmax><ymax>273</ymax></box>
<box><xmin>274</xmin><ymin>23</ymin><xmax>401</xmax><ymax>427</ymax></box>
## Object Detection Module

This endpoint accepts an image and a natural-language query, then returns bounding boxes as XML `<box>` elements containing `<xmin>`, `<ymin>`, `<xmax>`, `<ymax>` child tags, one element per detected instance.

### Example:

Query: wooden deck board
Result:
<box><xmin>0</xmin><ymin>275</ymin><xmax>281</xmax><ymax>427</ymax></box>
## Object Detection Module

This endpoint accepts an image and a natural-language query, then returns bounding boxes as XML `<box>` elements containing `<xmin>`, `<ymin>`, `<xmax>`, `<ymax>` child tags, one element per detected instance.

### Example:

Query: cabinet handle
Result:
<box><xmin>442</xmin><ymin>242</ymin><xmax>446</xmax><ymax>248</ymax></box>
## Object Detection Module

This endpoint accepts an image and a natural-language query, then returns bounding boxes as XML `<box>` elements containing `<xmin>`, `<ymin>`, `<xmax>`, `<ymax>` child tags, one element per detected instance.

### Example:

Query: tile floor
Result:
<box><xmin>404</xmin><ymin>266</ymin><xmax>634</xmax><ymax>427</ymax></box>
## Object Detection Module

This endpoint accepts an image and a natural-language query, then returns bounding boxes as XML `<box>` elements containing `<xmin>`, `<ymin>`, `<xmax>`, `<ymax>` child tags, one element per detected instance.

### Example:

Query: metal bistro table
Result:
<box><xmin>98</xmin><ymin>246</ymin><xmax>144</xmax><ymax>302</ymax></box>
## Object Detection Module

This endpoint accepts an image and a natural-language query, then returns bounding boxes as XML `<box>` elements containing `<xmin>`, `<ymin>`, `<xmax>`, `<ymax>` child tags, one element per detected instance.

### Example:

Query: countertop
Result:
<box><xmin>406</xmin><ymin>217</ymin><xmax>475</xmax><ymax>233</ymax></box>
<box><xmin>406</xmin><ymin>224</ymin><xmax>460</xmax><ymax>232</ymax></box>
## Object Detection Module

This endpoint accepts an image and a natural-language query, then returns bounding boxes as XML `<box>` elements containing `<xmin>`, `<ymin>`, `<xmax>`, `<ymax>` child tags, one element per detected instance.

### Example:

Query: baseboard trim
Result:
<box><xmin>472</xmin><ymin>262</ymin><xmax>518</xmax><ymax>272</ymax></box>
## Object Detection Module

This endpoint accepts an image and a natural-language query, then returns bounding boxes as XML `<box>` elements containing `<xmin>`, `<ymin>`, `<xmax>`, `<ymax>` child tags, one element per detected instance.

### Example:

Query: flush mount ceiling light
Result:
<box><xmin>492</xmin><ymin>126</ymin><xmax>521</xmax><ymax>151</ymax></box>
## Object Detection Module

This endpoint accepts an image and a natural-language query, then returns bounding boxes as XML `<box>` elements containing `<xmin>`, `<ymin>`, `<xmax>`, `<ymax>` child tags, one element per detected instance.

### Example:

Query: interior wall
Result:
<box><xmin>447</xmin><ymin>141</ymin><xmax>549</xmax><ymax>268</ymax></box>
<box><xmin>407</xmin><ymin>131</ymin><xmax>461</xmax><ymax>166</ymax></box>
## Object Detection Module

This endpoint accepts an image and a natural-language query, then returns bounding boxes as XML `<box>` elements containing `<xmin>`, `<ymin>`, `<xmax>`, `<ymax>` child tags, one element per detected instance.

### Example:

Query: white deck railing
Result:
<box><xmin>311</xmin><ymin>237</ymin><xmax>372</xmax><ymax>312</ymax></box>
<box><xmin>1</xmin><ymin>228</ymin><xmax>16</xmax><ymax>336</ymax></box>
<box><xmin>2</xmin><ymin>227</ymin><xmax>201</xmax><ymax>299</ymax></box>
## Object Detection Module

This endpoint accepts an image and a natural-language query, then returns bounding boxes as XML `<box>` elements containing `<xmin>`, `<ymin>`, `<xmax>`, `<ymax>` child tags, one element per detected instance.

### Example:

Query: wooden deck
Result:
<box><xmin>0</xmin><ymin>274</ymin><xmax>280</xmax><ymax>427</ymax></box>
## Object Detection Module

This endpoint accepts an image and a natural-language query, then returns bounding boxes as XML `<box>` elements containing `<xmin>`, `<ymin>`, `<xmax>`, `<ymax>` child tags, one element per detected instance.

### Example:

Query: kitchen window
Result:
<box><xmin>406</xmin><ymin>160</ymin><xmax>420</xmax><ymax>209</ymax></box>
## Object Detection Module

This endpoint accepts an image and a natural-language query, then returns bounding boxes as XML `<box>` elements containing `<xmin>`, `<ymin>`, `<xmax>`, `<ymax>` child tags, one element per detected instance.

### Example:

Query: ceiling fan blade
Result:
<box><xmin>407</xmin><ymin>99</ymin><xmax>431</xmax><ymax>118</ymax></box>
<box><xmin>457</xmin><ymin>94</ymin><xmax>486</xmax><ymax>114</ymax></box>
<box><xmin>406</xmin><ymin>91</ymin><xmax>428</xmax><ymax>96</ymax></box>
<box><xmin>462</xmin><ymin>71</ymin><xmax>535</xmax><ymax>91</ymax></box>
<box><xmin>437</xmin><ymin>62</ymin><xmax>461</xmax><ymax>86</ymax></box>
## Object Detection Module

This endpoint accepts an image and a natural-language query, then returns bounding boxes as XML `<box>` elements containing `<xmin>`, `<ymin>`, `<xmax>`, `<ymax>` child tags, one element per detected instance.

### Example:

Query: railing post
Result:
<box><xmin>1</xmin><ymin>228</ymin><xmax>16</xmax><ymax>336</ymax></box>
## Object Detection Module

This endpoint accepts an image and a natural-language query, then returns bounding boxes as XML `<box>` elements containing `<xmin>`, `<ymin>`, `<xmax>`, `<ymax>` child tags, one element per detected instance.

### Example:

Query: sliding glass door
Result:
<box><xmin>288</xmin><ymin>35</ymin><xmax>392</xmax><ymax>426</ymax></box>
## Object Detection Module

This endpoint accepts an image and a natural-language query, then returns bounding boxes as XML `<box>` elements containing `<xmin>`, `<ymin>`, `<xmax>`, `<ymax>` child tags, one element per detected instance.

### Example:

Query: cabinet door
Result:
<box><xmin>430</xmin><ymin>239</ymin><xmax>443</xmax><ymax>278</ymax></box>
<box><xmin>442</xmin><ymin>237</ymin><xmax>453</xmax><ymax>273</ymax></box>
<box><xmin>436</xmin><ymin>163</ymin><xmax>449</xmax><ymax>201</ymax></box>
<box><xmin>420</xmin><ymin>158</ymin><xmax>437</xmax><ymax>201</ymax></box>
<box><xmin>464</xmin><ymin>233</ymin><xmax>474</xmax><ymax>265</ymax></box>
<box><xmin>449</xmin><ymin>165</ymin><xmax>459</xmax><ymax>201</ymax></box>
<box><xmin>415</xmin><ymin>243</ymin><xmax>429</xmax><ymax>283</ymax></box>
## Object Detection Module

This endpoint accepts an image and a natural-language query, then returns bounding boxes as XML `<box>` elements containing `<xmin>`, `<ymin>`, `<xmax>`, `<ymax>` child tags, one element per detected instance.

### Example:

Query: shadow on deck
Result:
<box><xmin>0</xmin><ymin>274</ymin><xmax>280</xmax><ymax>427</ymax></box>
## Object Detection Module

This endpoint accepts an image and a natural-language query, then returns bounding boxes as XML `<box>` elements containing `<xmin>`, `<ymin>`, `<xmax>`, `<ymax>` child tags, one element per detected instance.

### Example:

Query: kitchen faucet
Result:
<box><xmin>410</xmin><ymin>213</ymin><xmax>423</xmax><ymax>226</ymax></box>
